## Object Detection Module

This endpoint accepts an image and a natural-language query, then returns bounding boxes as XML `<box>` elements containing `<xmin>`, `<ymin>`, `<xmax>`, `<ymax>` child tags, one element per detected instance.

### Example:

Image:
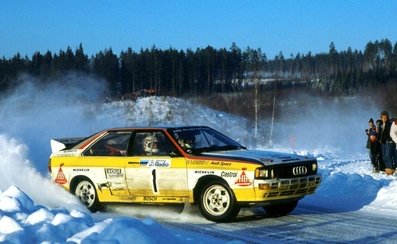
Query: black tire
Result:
<box><xmin>198</xmin><ymin>181</ymin><xmax>240</xmax><ymax>222</ymax></box>
<box><xmin>74</xmin><ymin>179</ymin><xmax>103</xmax><ymax>212</ymax></box>
<box><xmin>264</xmin><ymin>201</ymin><xmax>298</xmax><ymax>217</ymax></box>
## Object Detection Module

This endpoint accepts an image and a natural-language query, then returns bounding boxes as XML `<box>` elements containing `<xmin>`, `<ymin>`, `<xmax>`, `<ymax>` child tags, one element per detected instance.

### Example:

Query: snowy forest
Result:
<box><xmin>1</xmin><ymin>39</ymin><xmax>397</xmax><ymax>113</ymax></box>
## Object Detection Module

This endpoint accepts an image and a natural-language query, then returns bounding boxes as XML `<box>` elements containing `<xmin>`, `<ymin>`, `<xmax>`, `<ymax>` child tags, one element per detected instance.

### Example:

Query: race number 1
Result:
<box><xmin>151</xmin><ymin>169</ymin><xmax>158</xmax><ymax>193</ymax></box>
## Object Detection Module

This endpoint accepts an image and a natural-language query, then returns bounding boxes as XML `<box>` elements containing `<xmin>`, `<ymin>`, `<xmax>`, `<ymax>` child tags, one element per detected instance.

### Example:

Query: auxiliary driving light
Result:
<box><xmin>258</xmin><ymin>183</ymin><xmax>271</xmax><ymax>190</ymax></box>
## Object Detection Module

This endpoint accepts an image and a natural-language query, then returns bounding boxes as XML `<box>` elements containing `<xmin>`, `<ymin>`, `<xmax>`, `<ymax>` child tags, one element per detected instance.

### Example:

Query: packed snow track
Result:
<box><xmin>160</xmin><ymin>205</ymin><xmax>397</xmax><ymax>243</ymax></box>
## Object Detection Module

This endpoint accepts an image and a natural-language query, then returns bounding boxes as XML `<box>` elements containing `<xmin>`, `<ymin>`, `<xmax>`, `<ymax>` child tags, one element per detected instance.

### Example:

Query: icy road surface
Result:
<box><xmin>163</xmin><ymin>205</ymin><xmax>397</xmax><ymax>243</ymax></box>
<box><xmin>94</xmin><ymin>202</ymin><xmax>397</xmax><ymax>243</ymax></box>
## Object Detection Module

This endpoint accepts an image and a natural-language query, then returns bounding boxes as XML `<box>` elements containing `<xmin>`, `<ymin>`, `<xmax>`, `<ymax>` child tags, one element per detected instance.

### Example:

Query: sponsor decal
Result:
<box><xmin>73</xmin><ymin>168</ymin><xmax>89</xmax><ymax>172</ymax></box>
<box><xmin>143</xmin><ymin>196</ymin><xmax>158</xmax><ymax>201</ymax></box>
<box><xmin>105</xmin><ymin>168</ymin><xmax>123</xmax><ymax>178</ymax></box>
<box><xmin>211</xmin><ymin>161</ymin><xmax>231</xmax><ymax>167</ymax></box>
<box><xmin>161</xmin><ymin>197</ymin><xmax>177</xmax><ymax>201</ymax></box>
<box><xmin>194</xmin><ymin>170</ymin><xmax>215</xmax><ymax>174</ymax></box>
<box><xmin>55</xmin><ymin>164</ymin><xmax>67</xmax><ymax>185</ymax></box>
<box><xmin>221</xmin><ymin>171</ymin><xmax>238</xmax><ymax>177</ymax></box>
<box><xmin>141</xmin><ymin>159</ymin><xmax>171</xmax><ymax>168</ymax></box>
<box><xmin>235</xmin><ymin>167</ymin><xmax>251</xmax><ymax>186</ymax></box>
<box><xmin>108</xmin><ymin>182</ymin><xmax>128</xmax><ymax>195</ymax></box>
<box><xmin>187</xmin><ymin>160</ymin><xmax>208</xmax><ymax>165</ymax></box>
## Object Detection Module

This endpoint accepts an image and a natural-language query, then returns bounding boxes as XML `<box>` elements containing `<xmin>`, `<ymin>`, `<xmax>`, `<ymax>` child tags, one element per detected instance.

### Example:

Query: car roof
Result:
<box><xmin>104</xmin><ymin>125</ymin><xmax>209</xmax><ymax>132</ymax></box>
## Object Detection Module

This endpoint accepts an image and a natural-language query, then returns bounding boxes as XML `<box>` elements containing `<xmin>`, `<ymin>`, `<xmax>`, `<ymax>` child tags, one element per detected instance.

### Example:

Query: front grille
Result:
<box><xmin>269</xmin><ymin>160</ymin><xmax>317</xmax><ymax>179</ymax></box>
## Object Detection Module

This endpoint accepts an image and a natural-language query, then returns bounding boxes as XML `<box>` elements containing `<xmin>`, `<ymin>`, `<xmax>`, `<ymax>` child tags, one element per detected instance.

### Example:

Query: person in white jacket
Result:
<box><xmin>390</xmin><ymin>117</ymin><xmax>397</xmax><ymax>170</ymax></box>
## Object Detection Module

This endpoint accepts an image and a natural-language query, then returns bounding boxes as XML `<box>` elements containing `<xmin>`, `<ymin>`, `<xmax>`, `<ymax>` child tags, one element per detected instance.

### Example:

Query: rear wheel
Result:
<box><xmin>74</xmin><ymin>179</ymin><xmax>102</xmax><ymax>212</ymax></box>
<box><xmin>264</xmin><ymin>201</ymin><xmax>298</xmax><ymax>217</ymax></box>
<box><xmin>198</xmin><ymin>181</ymin><xmax>240</xmax><ymax>222</ymax></box>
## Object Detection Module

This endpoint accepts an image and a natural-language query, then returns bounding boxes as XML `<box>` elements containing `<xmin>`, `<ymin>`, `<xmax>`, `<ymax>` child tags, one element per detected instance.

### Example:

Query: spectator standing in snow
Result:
<box><xmin>390</xmin><ymin>116</ymin><xmax>397</xmax><ymax>170</ymax></box>
<box><xmin>366</xmin><ymin>118</ymin><xmax>381</xmax><ymax>172</ymax></box>
<box><xmin>375</xmin><ymin>119</ymin><xmax>385</xmax><ymax>171</ymax></box>
<box><xmin>378</xmin><ymin>111</ymin><xmax>395</xmax><ymax>175</ymax></box>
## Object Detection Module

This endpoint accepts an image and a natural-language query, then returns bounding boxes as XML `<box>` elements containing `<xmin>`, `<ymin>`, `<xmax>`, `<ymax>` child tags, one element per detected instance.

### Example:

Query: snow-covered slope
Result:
<box><xmin>1</xmin><ymin>78</ymin><xmax>396</xmax><ymax>242</ymax></box>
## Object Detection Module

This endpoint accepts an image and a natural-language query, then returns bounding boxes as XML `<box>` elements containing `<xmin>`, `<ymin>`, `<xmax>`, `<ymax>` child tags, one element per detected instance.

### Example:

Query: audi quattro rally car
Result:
<box><xmin>49</xmin><ymin>126</ymin><xmax>321</xmax><ymax>222</ymax></box>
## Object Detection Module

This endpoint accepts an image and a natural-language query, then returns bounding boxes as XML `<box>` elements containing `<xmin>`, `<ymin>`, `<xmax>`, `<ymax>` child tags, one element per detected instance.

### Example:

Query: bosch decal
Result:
<box><xmin>143</xmin><ymin>196</ymin><xmax>158</xmax><ymax>201</ymax></box>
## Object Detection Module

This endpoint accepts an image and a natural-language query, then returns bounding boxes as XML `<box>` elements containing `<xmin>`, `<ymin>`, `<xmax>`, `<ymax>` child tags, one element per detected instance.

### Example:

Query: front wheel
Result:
<box><xmin>198</xmin><ymin>181</ymin><xmax>240</xmax><ymax>222</ymax></box>
<box><xmin>74</xmin><ymin>179</ymin><xmax>102</xmax><ymax>212</ymax></box>
<box><xmin>264</xmin><ymin>201</ymin><xmax>298</xmax><ymax>217</ymax></box>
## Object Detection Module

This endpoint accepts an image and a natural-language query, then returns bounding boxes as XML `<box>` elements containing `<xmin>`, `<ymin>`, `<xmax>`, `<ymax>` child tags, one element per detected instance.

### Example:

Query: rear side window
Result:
<box><xmin>83</xmin><ymin>132</ymin><xmax>132</xmax><ymax>156</ymax></box>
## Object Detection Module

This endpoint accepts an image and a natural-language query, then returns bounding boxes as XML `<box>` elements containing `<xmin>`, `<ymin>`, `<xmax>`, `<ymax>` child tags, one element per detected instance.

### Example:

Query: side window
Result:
<box><xmin>132</xmin><ymin>131</ymin><xmax>173</xmax><ymax>156</ymax></box>
<box><xmin>203</xmin><ymin>130</ymin><xmax>227</xmax><ymax>147</ymax></box>
<box><xmin>83</xmin><ymin>132</ymin><xmax>132</xmax><ymax>156</ymax></box>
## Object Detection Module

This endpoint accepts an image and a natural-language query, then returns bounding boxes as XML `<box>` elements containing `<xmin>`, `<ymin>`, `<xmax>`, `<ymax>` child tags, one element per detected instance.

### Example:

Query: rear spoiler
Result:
<box><xmin>50</xmin><ymin>137</ymin><xmax>86</xmax><ymax>153</ymax></box>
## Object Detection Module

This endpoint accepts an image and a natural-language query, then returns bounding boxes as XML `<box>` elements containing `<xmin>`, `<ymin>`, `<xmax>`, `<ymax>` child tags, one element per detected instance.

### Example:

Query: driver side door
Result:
<box><xmin>125</xmin><ymin>130</ymin><xmax>189</xmax><ymax>202</ymax></box>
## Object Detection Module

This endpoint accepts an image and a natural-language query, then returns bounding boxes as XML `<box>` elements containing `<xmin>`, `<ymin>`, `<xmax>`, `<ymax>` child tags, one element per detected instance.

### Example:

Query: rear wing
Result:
<box><xmin>50</xmin><ymin>137</ymin><xmax>86</xmax><ymax>153</ymax></box>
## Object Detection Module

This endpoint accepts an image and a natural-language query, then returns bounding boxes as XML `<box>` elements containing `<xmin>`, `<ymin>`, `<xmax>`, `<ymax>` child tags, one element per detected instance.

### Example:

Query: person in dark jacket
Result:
<box><xmin>378</xmin><ymin>111</ymin><xmax>396</xmax><ymax>175</ymax></box>
<box><xmin>366</xmin><ymin>118</ymin><xmax>381</xmax><ymax>172</ymax></box>
<box><xmin>376</xmin><ymin>119</ymin><xmax>385</xmax><ymax>171</ymax></box>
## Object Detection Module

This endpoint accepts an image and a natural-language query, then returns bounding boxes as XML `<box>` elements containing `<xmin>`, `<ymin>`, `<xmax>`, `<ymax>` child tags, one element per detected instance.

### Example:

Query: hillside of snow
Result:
<box><xmin>1</xmin><ymin>76</ymin><xmax>397</xmax><ymax>242</ymax></box>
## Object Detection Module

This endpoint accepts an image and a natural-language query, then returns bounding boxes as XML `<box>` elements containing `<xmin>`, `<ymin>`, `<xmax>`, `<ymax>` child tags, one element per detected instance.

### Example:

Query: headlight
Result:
<box><xmin>255</xmin><ymin>168</ymin><xmax>273</xmax><ymax>179</ymax></box>
<box><xmin>312</xmin><ymin>162</ymin><xmax>317</xmax><ymax>172</ymax></box>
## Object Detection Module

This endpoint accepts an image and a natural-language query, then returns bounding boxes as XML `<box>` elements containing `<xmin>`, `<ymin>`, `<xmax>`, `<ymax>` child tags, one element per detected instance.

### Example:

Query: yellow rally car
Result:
<box><xmin>49</xmin><ymin>126</ymin><xmax>321</xmax><ymax>222</ymax></box>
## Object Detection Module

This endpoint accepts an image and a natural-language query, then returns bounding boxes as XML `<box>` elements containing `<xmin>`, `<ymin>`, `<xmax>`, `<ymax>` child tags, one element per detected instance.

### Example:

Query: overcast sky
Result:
<box><xmin>1</xmin><ymin>0</ymin><xmax>397</xmax><ymax>59</ymax></box>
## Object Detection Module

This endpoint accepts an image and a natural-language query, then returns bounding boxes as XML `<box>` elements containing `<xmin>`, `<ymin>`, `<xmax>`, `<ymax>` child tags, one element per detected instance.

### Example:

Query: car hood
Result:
<box><xmin>201</xmin><ymin>149</ymin><xmax>314</xmax><ymax>166</ymax></box>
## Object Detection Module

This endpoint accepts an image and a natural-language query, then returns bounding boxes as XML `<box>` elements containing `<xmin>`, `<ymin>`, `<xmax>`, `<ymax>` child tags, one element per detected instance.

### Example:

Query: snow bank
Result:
<box><xmin>0</xmin><ymin>186</ymin><xmax>178</xmax><ymax>243</ymax></box>
<box><xmin>301</xmin><ymin>154</ymin><xmax>397</xmax><ymax>215</ymax></box>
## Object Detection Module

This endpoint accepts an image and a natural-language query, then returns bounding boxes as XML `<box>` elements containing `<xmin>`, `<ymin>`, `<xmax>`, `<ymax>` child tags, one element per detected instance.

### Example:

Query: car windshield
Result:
<box><xmin>169</xmin><ymin>127</ymin><xmax>245</xmax><ymax>153</ymax></box>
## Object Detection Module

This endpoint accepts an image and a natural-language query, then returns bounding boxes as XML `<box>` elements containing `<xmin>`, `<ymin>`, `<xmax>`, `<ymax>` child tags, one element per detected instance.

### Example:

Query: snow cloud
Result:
<box><xmin>274</xmin><ymin>94</ymin><xmax>381</xmax><ymax>154</ymax></box>
<box><xmin>0</xmin><ymin>73</ymin><xmax>110</xmax><ymax>173</ymax></box>
<box><xmin>0</xmin><ymin>135</ymin><xmax>83</xmax><ymax>210</ymax></box>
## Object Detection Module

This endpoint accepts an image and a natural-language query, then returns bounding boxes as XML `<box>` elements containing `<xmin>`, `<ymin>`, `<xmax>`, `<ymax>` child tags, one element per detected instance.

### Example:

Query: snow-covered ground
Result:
<box><xmin>0</xmin><ymin>77</ymin><xmax>396</xmax><ymax>243</ymax></box>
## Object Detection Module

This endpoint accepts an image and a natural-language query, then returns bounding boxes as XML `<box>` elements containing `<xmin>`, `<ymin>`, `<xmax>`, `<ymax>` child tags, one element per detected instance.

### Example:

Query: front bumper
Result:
<box><xmin>255</xmin><ymin>174</ymin><xmax>322</xmax><ymax>200</ymax></box>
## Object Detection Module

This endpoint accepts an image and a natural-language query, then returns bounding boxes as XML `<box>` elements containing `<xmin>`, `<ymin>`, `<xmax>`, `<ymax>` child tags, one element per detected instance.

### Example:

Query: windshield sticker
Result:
<box><xmin>235</xmin><ymin>168</ymin><xmax>251</xmax><ymax>186</ymax></box>
<box><xmin>140</xmin><ymin>159</ymin><xmax>171</xmax><ymax>168</ymax></box>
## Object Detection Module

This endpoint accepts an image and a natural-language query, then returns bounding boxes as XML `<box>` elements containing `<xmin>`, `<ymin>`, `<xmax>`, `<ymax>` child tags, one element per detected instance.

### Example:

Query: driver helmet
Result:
<box><xmin>178</xmin><ymin>136</ymin><xmax>195</xmax><ymax>149</ymax></box>
<box><xmin>184</xmin><ymin>138</ymin><xmax>195</xmax><ymax>148</ymax></box>
<box><xmin>143</xmin><ymin>135</ymin><xmax>159</xmax><ymax>154</ymax></box>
